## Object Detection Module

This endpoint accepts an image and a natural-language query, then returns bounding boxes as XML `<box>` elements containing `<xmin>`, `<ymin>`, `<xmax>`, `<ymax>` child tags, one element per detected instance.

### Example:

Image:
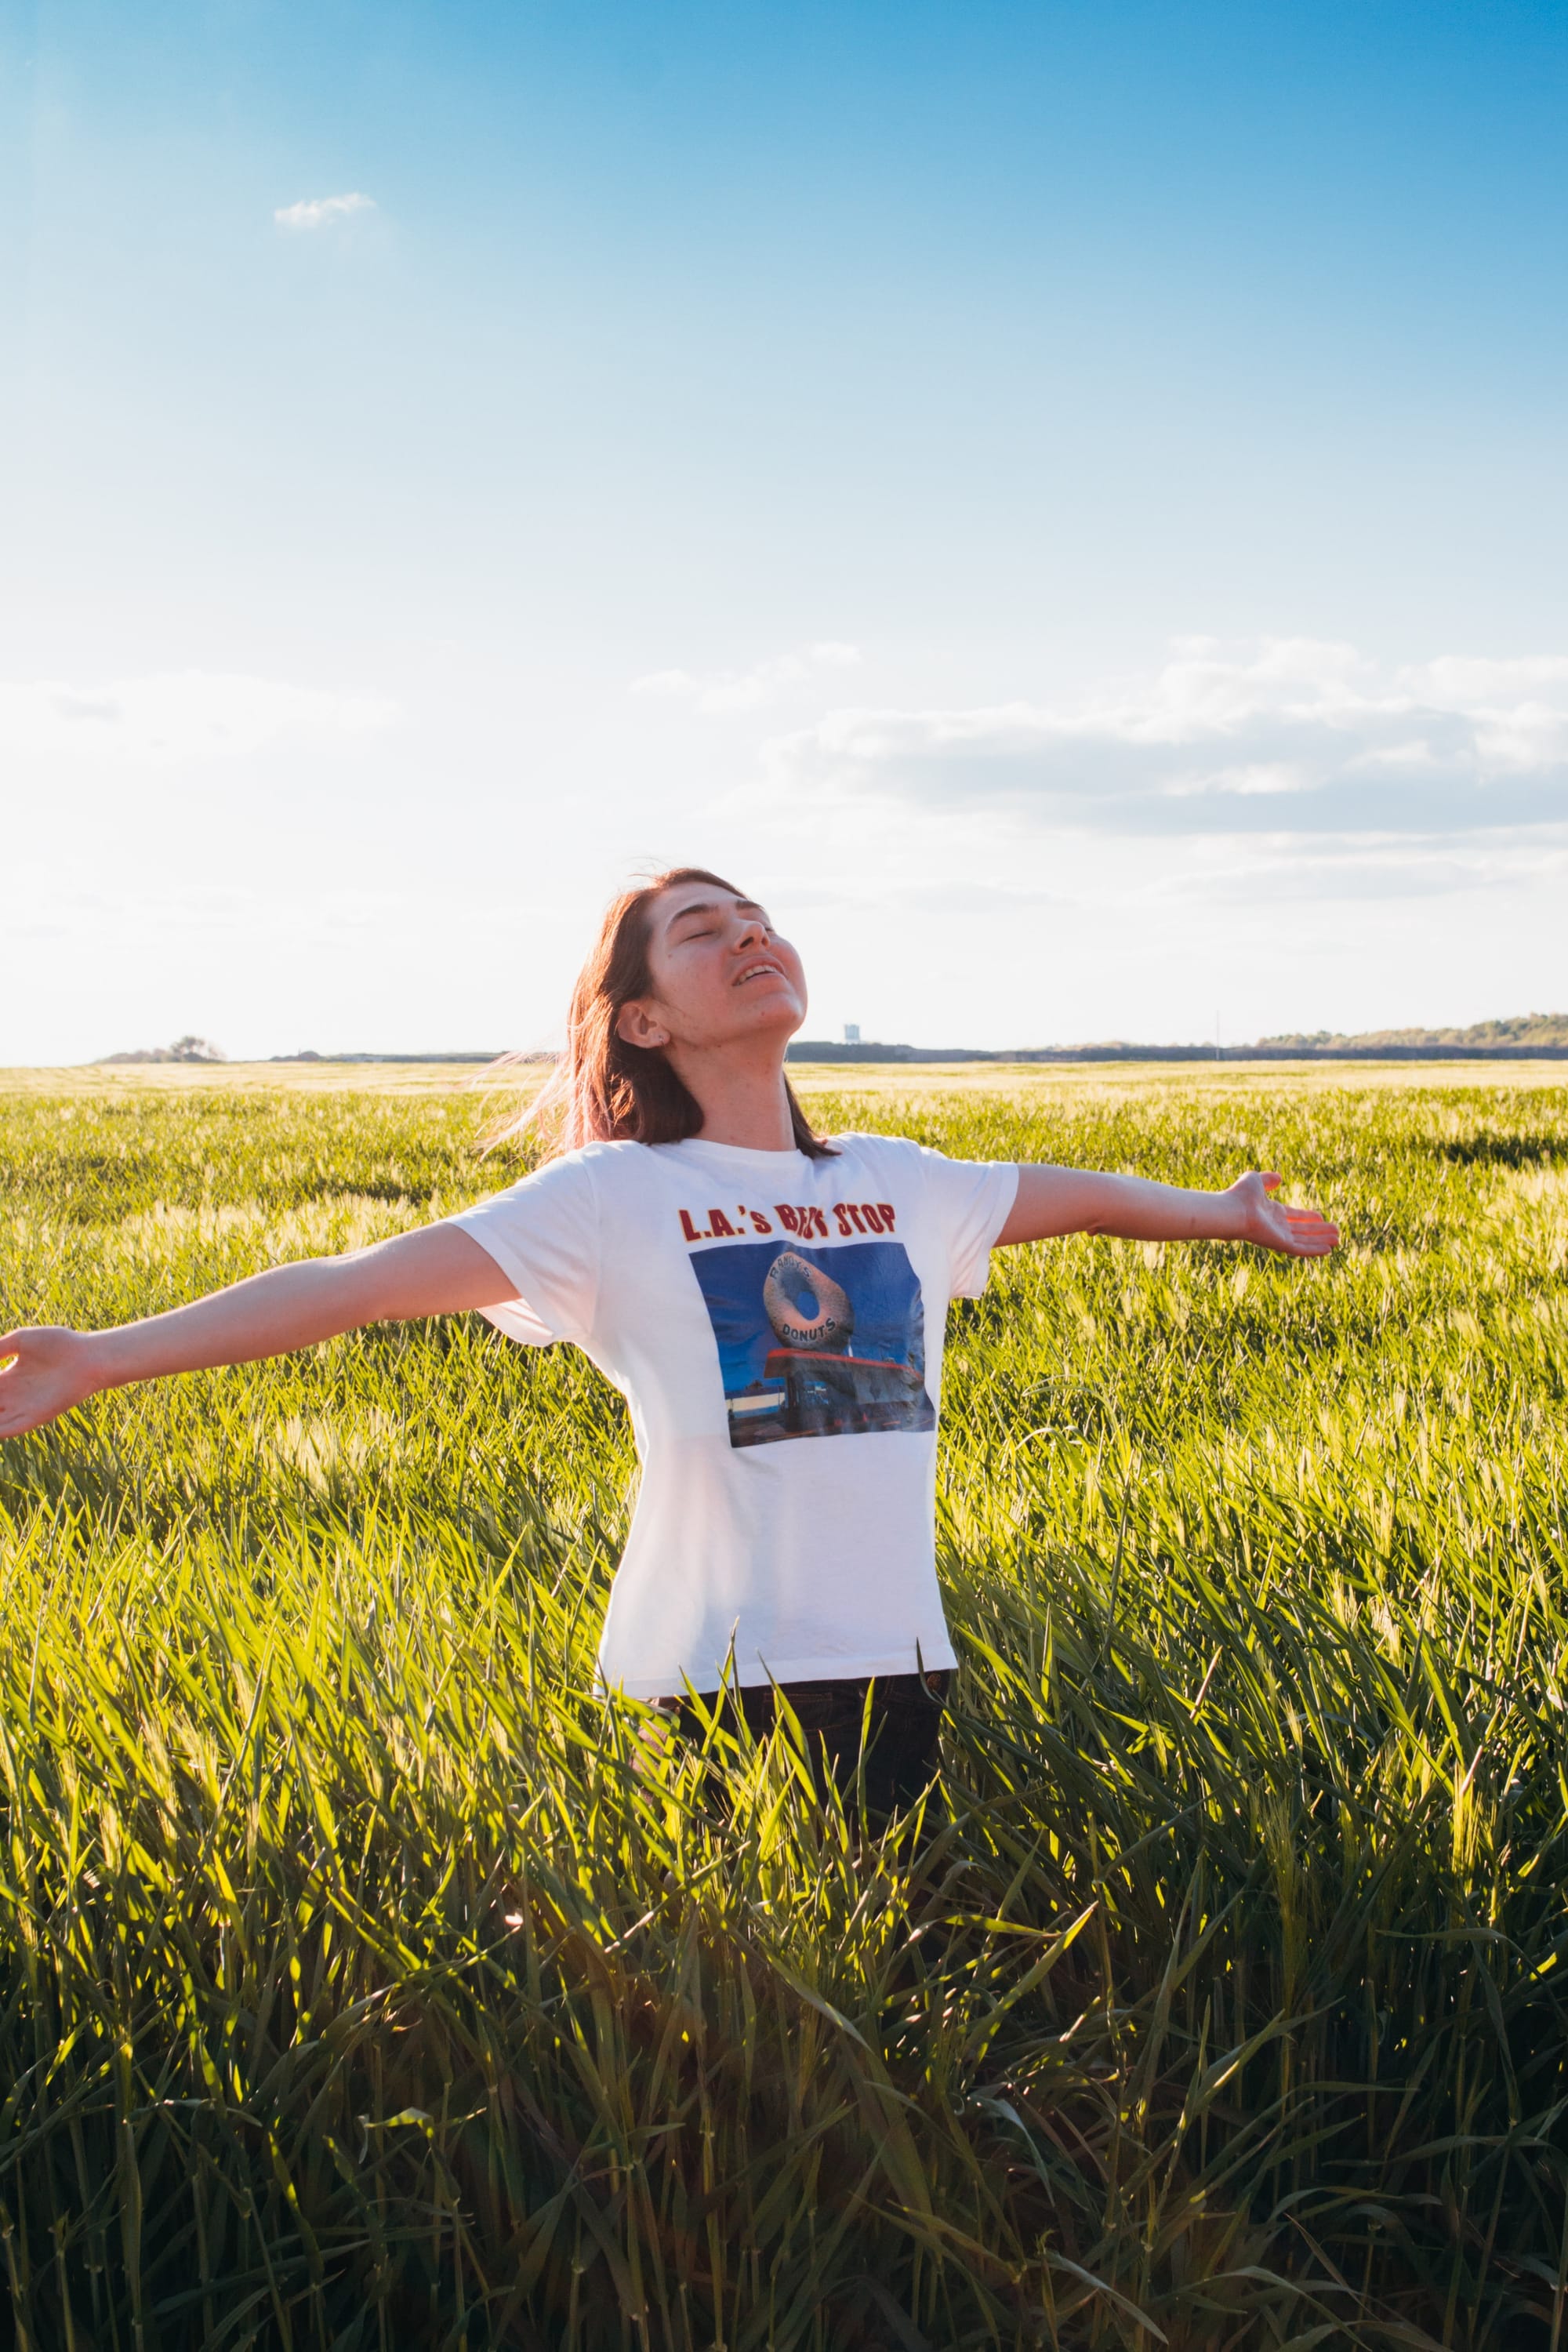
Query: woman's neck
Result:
<box><xmin>666</xmin><ymin>1042</ymin><xmax>797</xmax><ymax>1152</ymax></box>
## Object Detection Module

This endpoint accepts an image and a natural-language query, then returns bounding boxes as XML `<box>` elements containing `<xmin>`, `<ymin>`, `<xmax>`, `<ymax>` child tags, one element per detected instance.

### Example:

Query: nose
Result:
<box><xmin>732</xmin><ymin>909</ymin><xmax>769</xmax><ymax>951</ymax></box>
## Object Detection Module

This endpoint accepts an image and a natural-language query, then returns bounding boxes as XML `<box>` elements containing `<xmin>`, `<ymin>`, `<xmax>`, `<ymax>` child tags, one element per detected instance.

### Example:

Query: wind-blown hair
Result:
<box><xmin>491</xmin><ymin>867</ymin><xmax>837</xmax><ymax>1161</ymax></box>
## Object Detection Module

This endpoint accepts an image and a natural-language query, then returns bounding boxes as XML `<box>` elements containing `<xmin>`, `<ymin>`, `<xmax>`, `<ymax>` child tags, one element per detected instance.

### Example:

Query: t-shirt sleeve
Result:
<box><xmin>444</xmin><ymin>1152</ymin><xmax>600</xmax><ymax>1348</ymax></box>
<box><xmin>915</xmin><ymin>1144</ymin><xmax>1019</xmax><ymax>1299</ymax></box>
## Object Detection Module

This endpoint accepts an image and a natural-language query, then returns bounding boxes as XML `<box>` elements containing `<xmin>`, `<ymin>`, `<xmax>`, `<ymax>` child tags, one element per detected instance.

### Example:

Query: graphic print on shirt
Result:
<box><xmin>687</xmin><ymin>1237</ymin><xmax>936</xmax><ymax>1449</ymax></box>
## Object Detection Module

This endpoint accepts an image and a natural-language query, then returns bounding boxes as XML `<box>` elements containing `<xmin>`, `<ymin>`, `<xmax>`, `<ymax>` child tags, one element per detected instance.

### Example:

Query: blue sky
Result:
<box><xmin>5</xmin><ymin>0</ymin><xmax>1565</xmax><ymax>1058</ymax></box>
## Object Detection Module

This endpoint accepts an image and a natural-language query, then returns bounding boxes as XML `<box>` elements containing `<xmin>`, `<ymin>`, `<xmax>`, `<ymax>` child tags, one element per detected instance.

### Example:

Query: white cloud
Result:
<box><xmin>632</xmin><ymin>641</ymin><xmax>859</xmax><ymax>715</ymax></box>
<box><xmin>274</xmin><ymin>192</ymin><xmax>376</xmax><ymax>230</ymax></box>
<box><xmin>760</xmin><ymin>637</ymin><xmax>1568</xmax><ymax>839</ymax></box>
<box><xmin>1136</xmin><ymin>836</ymin><xmax>1568</xmax><ymax>907</ymax></box>
<box><xmin>0</xmin><ymin>671</ymin><xmax>398</xmax><ymax>765</ymax></box>
<box><xmin>5</xmin><ymin>868</ymin><xmax>412</xmax><ymax>949</ymax></box>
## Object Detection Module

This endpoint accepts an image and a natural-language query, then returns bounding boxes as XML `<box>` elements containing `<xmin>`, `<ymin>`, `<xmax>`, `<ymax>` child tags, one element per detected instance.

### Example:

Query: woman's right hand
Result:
<box><xmin>0</xmin><ymin>1224</ymin><xmax>517</xmax><ymax>1443</ymax></box>
<box><xmin>0</xmin><ymin>1327</ymin><xmax>105</xmax><ymax>1439</ymax></box>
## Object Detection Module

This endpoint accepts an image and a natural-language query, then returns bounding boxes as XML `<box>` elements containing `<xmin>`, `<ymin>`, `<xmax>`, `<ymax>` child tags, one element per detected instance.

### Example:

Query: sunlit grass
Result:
<box><xmin>2</xmin><ymin>1073</ymin><xmax>1566</xmax><ymax>2347</ymax></box>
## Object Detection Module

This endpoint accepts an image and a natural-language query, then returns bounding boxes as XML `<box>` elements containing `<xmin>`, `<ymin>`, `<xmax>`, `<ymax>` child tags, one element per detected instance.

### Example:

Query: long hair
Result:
<box><xmin>490</xmin><ymin>868</ymin><xmax>836</xmax><ymax>1160</ymax></box>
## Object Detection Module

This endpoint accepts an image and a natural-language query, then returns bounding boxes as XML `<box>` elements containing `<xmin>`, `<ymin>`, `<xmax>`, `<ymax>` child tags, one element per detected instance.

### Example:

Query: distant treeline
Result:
<box><xmin>787</xmin><ymin>1024</ymin><xmax>1568</xmax><ymax>1065</ymax></box>
<box><xmin>99</xmin><ymin>1014</ymin><xmax>1568</xmax><ymax>1069</ymax></box>
<box><xmin>268</xmin><ymin>1051</ymin><xmax>514</xmax><ymax>1065</ymax></box>
<box><xmin>1258</xmin><ymin>1013</ymin><xmax>1568</xmax><ymax>1051</ymax></box>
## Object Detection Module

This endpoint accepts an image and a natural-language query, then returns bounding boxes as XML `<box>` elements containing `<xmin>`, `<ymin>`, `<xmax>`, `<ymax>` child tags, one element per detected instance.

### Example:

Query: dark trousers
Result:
<box><xmin>669</xmin><ymin>1670</ymin><xmax>951</xmax><ymax>1816</ymax></box>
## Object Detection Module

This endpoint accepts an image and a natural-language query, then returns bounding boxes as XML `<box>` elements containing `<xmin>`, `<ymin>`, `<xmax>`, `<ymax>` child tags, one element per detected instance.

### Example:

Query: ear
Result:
<box><xmin>615</xmin><ymin>998</ymin><xmax>671</xmax><ymax>1051</ymax></box>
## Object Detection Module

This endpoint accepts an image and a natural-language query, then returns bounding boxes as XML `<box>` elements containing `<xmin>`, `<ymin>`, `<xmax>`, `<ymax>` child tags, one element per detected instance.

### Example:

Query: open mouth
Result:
<box><xmin>735</xmin><ymin>960</ymin><xmax>786</xmax><ymax>987</ymax></box>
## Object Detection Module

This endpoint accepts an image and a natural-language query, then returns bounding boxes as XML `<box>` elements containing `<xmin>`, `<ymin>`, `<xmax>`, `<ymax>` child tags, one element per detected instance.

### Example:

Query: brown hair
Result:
<box><xmin>492</xmin><ymin>867</ymin><xmax>836</xmax><ymax>1160</ymax></box>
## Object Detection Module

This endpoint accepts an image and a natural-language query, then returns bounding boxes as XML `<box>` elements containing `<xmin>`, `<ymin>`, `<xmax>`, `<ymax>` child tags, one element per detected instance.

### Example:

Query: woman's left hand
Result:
<box><xmin>1225</xmin><ymin>1171</ymin><xmax>1340</xmax><ymax>1258</ymax></box>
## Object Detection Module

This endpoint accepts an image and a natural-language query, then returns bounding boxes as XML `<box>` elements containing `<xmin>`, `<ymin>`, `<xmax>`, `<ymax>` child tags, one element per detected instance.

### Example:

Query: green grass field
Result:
<box><xmin>2</xmin><ymin>1066</ymin><xmax>1567</xmax><ymax>2350</ymax></box>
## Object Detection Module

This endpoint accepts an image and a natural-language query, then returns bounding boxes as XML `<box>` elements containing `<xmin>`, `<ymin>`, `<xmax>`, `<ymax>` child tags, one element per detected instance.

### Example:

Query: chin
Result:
<box><xmin>735</xmin><ymin>994</ymin><xmax>802</xmax><ymax>1038</ymax></box>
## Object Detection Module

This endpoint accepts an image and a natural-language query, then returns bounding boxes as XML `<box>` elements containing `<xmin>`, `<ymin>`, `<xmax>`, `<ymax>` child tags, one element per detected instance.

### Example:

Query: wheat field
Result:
<box><xmin>1</xmin><ymin>1065</ymin><xmax>1566</xmax><ymax>2350</ymax></box>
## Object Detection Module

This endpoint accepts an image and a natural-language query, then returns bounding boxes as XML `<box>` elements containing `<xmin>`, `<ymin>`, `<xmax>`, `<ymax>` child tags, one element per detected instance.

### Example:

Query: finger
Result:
<box><xmin>1260</xmin><ymin>1171</ymin><xmax>1281</xmax><ymax>1192</ymax></box>
<box><xmin>1268</xmin><ymin>1221</ymin><xmax>1338</xmax><ymax>1254</ymax></box>
<box><xmin>1</xmin><ymin>1406</ymin><xmax>53</xmax><ymax>1436</ymax></box>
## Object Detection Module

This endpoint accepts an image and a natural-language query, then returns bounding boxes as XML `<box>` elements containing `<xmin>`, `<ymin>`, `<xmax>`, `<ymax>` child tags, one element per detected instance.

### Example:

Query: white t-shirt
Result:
<box><xmin>448</xmin><ymin>1132</ymin><xmax>1018</xmax><ymax>1700</ymax></box>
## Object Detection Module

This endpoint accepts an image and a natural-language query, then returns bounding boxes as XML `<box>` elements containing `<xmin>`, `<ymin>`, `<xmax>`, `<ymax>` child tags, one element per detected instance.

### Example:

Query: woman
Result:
<box><xmin>0</xmin><ymin>868</ymin><xmax>1338</xmax><ymax>1806</ymax></box>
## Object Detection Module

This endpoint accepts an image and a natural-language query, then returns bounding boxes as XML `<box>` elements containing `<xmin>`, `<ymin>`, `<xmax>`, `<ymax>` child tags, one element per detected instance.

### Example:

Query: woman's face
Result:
<box><xmin>618</xmin><ymin>883</ymin><xmax>808</xmax><ymax>1053</ymax></box>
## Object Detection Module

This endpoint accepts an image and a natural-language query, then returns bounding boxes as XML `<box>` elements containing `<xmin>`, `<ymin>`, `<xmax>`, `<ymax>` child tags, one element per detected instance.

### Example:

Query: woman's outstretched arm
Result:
<box><xmin>997</xmin><ymin>1166</ymin><xmax>1338</xmax><ymax>1258</ymax></box>
<box><xmin>0</xmin><ymin>1225</ymin><xmax>514</xmax><ymax>1439</ymax></box>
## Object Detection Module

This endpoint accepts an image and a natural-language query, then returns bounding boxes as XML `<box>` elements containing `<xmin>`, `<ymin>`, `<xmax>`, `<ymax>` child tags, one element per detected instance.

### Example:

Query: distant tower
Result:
<box><xmin>844</xmin><ymin>1022</ymin><xmax>861</xmax><ymax>1044</ymax></box>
